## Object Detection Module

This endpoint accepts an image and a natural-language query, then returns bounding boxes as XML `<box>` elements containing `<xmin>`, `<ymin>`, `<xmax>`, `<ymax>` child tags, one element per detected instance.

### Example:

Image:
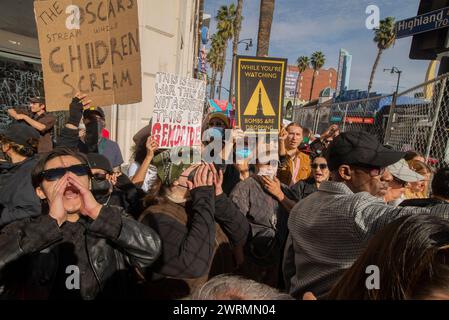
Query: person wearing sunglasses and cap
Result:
<box><xmin>0</xmin><ymin>123</ymin><xmax>41</xmax><ymax>228</ymax></box>
<box><xmin>285</xmin><ymin>131</ymin><xmax>449</xmax><ymax>300</ymax></box>
<box><xmin>0</xmin><ymin>147</ymin><xmax>161</xmax><ymax>299</ymax></box>
<box><xmin>87</xmin><ymin>153</ymin><xmax>145</xmax><ymax>218</ymax></box>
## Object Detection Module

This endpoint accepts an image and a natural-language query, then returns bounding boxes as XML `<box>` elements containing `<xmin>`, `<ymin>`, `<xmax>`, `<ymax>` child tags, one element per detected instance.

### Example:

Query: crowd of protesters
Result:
<box><xmin>1</xmin><ymin>92</ymin><xmax>449</xmax><ymax>300</ymax></box>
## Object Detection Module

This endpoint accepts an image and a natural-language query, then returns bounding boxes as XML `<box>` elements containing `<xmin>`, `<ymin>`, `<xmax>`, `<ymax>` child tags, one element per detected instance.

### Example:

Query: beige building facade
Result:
<box><xmin>105</xmin><ymin>0</ymin><xmax>201</xmax><ymax>164</ymax></box>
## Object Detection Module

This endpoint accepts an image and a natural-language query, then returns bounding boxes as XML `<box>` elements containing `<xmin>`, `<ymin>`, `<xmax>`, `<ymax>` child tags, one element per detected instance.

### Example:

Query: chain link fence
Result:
<box><xmin>292</xmin><ymin>73</ymin><xmax>449</xmax><ymax>169</ymax></box>
<box><xmin>292</xmin><ymin>95</ymin><xmax>392</xmax><ymax>144</ymax></box>
<box><xmin>384</xmin><ymin>74</ymin><xmax>449</xmax><ymax>169</ymax></box>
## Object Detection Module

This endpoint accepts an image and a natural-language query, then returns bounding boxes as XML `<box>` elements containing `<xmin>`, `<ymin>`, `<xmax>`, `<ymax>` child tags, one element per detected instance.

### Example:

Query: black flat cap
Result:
<box><xmin>325</xmin><ymin>131</ymin><xmax>405</xmax><ymax>171</ymax></box>
<box><xmin>87</xmin><ymin>153</ymin><xmax>113</xmax><ymax>173</ymax></box>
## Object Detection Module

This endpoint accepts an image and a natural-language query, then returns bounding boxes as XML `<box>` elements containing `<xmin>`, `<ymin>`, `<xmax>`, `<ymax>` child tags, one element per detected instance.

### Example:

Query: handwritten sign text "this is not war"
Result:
<box><xmin>152</xmin><ymin>73</ymin><xmax>206</xmax><ymax>149</ymax></box>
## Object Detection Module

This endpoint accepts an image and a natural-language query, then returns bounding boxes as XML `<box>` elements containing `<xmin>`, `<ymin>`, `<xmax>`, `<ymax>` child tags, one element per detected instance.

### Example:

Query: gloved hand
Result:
<box><xmin>67</xmin><ymin>93</ymin><xmax>91</xmax><ymax>126</ymax></box>
<box><xmin>67</xmin><ymin>96</ymin><xmax>84</xmax><ymax>126</ymax></box>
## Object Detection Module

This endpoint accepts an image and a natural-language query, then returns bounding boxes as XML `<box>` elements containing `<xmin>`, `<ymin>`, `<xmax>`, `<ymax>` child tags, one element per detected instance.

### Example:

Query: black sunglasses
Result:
<box><xmin>93</xmin><ymin>173</ymin><xmax>108</xmax><ymax>180</ymax></box>
<box><xmin>312</xmin><ymin>163</ymin><xmax>328</xmax><ymax>170</ymax></box>
<box><xmin>393</xmin><ymin>177</ymin><xmax>407</xmax><ymax>187</ymax></box>
<box><xmin>39</xmin><ymin>164</ymin><xmax>91</xmax><ymax>182</ymax></box>
<box><xmin>352</xmin><ymin>165</ymin><xmax>386</xmax><ymax>177</ymax></box>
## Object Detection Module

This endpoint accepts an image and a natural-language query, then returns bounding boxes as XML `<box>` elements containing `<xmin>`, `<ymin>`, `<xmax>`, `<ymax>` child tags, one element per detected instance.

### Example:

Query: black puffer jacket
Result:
<box><xmin>0</xmin><ymin>156</ymin><xmax>41</xmax><ymax>228</ymax></box>
<box><xmin>0</xmin><ymin>206</ymin><xmax>161</xmax><ymax>300</ymax></box>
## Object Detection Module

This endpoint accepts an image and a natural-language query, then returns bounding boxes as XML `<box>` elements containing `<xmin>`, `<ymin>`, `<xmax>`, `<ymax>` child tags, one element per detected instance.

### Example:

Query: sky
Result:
<box><xmin>204</xmin><ymin>0</ymin><xmax>430</xmax><ymax>99</ymax></box>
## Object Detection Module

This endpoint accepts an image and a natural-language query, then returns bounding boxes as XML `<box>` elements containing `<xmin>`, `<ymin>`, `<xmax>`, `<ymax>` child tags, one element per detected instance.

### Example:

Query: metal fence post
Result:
<box><xmin>384</xmin><ymin>93</ymin><xmax>398</xmax><ymax>144</ymax></box>
<box><xmin>314</xmin><ymin>107</ymin><xmax>320</xmax><ymax>133</ymax></box>
<box><xmin>342</xmin><ymin>103</ymin><xmax>349</xmax><ymax>132</ymax></box>
<box><xmin>425</xmin><ymin>77</ymin><xmax>447</xmax><ymax>161</ymax></box>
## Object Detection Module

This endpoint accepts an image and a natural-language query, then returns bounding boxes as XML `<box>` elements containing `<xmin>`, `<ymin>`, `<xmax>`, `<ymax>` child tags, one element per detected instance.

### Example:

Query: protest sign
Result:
<box><xmin>34</xmin><ymin>0</ymin><xmax>142</xmax><ymax>111</ymax></box>
<box><xmin>151</xmin><ymin>73</ymin><xmax>206</xmax><ymax>148</ymax></box>
<box><xmin>235</xmin><ymin>56</ymin><xmax>287</xmax><ymax>134</ymax></box>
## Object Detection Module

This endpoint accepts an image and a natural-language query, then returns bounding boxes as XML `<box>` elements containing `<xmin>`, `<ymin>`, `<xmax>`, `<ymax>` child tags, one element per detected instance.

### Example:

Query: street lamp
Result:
<box><xmin>383</xmin><ymin>67</ymin><xmax>403</xmax><ymax>142</ymax></box>
<box><xmin>239</xmin><ymin>38</ymin><xmax>253</xmax><ymax>51</ymax></box>
<box><xmin>383</xmin><ymin>67</ymin><xmax>402</xmax><ymax>96</ymax></box>
<box><xmin>216</xmin><ymin>85</ymin><xmax>230</xmax><ymax>95</ymax></box>
<box><xmin>229</xmin><ymin>38</ymin><xmax>253</xmax><ymax>103</ymax></box>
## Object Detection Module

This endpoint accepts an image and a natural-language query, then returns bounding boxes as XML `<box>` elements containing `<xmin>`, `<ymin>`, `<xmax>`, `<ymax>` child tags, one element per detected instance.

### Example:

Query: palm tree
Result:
<box><xmin>293</xmin><ymin>56</ymin><xmax>309</xmax><ymax>105</ymax></box>
<box><xmin>368</xmin><ymin>17</ymin><xmax>396</xmax><ymax>95</ymax></box>
<box><xmin>256</xmin><ymin>0</ymin><xmax>275</xmax><ymax>57</ymax></box>
<box><xmin>207</xmin><ymin>49</ymin><xmax>219</xmax><ymax>99</ymax></box>
<box><xmin>229</xmin><ymin>0</ymin><xmax>244</xmax><ymax>102</ymax></box>
<box><xmin>208</xmin><ymin>34</ymin><xmax>225</xmax><ymax>99</ymax></box>
<box><xmin>310</xmin><ymin>51</ymin><xmax>326</xmax><ymax>101</ymax></box>
<box><xmin>216</xmin><ymin>4</ymin><xmax>236</xmax><ymax>99</ymax></box>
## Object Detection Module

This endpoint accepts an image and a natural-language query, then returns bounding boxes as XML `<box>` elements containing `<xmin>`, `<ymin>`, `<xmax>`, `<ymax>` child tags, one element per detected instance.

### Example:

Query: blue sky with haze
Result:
<box><xmin>204</xmin><ymin>0</ymin><xmax>429</xmax><ymax>98</ymax></box>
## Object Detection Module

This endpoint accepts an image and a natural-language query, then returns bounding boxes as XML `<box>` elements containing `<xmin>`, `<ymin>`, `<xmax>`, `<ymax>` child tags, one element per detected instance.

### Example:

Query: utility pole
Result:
<box><xmin>383</xmin><ymin>66</ymin><xmax>402</xmax><ymax>143</ymax></box>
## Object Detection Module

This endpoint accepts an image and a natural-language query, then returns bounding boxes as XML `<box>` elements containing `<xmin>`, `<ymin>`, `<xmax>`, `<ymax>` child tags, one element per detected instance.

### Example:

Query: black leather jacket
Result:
<box><xmin>0</xmin><ymin>206</ymin><xmax>161</xmax><ymax>299</ymax></box>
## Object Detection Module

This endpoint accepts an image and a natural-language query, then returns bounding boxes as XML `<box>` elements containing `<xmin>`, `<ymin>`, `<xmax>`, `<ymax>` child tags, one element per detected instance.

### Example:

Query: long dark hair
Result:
<box><xmin>132</xmin><ymin>136</ymin><xmax>149</xmax><ymax>165</ymax></box>
<box><xmin>327</xmin><ymin>214</ymin><xmax>449</xmax><ymax>300</ymax></box>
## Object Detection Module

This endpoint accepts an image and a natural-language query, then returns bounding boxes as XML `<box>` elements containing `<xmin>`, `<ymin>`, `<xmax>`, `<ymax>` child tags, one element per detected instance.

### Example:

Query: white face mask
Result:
<box><xmin>138</xmin><ymin>165</ymin><xmax>160</xmax><ymax>193</ymax></box>
<box><xmin>257</xmin><ymin>163</ymin><xmax>278</xmax><ymax>179</ymax></box>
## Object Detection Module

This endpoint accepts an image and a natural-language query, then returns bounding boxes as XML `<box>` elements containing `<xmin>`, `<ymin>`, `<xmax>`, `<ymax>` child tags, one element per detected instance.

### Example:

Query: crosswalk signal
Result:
<box><xmin>410</xmin><ymin>0</ymin><xmax>449</xmax><ymax>60</ymax></box>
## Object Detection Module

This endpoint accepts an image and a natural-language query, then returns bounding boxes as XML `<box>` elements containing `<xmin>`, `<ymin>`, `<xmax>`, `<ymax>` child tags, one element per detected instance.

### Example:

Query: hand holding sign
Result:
<box><xmin>145</xmin><ymin>136</ymin><xmax>159</xmax><ymax>159</ymax></box>
<box><xmin>68</xmin><ymin>93</ymin><xmax>92</xmax><ymax>127</ymax></box>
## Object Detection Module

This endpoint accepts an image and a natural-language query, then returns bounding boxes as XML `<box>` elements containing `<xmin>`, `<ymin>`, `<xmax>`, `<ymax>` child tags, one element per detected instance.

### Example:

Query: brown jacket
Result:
<box><xmin>277</xmin><ymin>151</ymin><xmax>311</xmax><ymax>186</ymax></box>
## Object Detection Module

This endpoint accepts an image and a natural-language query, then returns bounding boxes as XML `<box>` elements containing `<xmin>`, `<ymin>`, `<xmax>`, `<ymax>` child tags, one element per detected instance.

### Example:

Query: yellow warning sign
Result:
<box><xmin>235</xmin><ymin>55</ymin><xmax>287</xmax><ymax>134</ymax></box>
<box><xmin>243</xmin><ymin>80</ymin><xmax>276</xmax><ymax>116</ymax></box>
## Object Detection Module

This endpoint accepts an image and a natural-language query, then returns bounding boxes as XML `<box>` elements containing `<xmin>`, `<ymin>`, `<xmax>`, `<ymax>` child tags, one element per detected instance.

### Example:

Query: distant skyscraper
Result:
<box><xmin>336</xmin><ymin>49</ymin><xmax>352</xmax><ymax>95</ymax></box>
<box><xmin>285</xmin><ymin>66</ymin><xmax>299</xmax><ymax>99</ymax></box>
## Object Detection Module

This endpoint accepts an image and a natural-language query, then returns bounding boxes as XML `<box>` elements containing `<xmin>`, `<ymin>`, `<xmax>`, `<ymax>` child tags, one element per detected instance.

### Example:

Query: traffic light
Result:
<box><xmin>409</xmin><ymin>0</ymin><xmax>449</xmax><ymax>60</ymax></box>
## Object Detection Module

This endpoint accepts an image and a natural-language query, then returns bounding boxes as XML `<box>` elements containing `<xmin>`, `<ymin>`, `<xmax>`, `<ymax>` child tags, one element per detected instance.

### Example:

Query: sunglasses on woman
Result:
<box><xmin>39</xmin><ymin>164</ymin><xmax>91</xmax><ymax>182</ymax></box>
<box><xmin>312</xmin><ymin>163</ymin><xmax>328</xmax><ymax>170</ymax></box>
<box><xmin>209</xmin><ymin>121</ymin><xmax>225</xmax><ymax>127</ymax></box>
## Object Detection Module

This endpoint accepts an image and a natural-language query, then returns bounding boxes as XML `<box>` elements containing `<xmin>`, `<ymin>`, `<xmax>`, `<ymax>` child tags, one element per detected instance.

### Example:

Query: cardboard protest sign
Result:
<box><xmin>235</xmin><ymin>56</ymin><xmax>287</xmax><ymax>134</ymax></box>
<box><xmin>34</xmin><ymin>0</ymin><xmax>142</xmax><ymax>111</ymax></box>
<box><xmin>151</xmin><ymin>73</ymin><xmax>206</xmax><ymax>148</ymax></box>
